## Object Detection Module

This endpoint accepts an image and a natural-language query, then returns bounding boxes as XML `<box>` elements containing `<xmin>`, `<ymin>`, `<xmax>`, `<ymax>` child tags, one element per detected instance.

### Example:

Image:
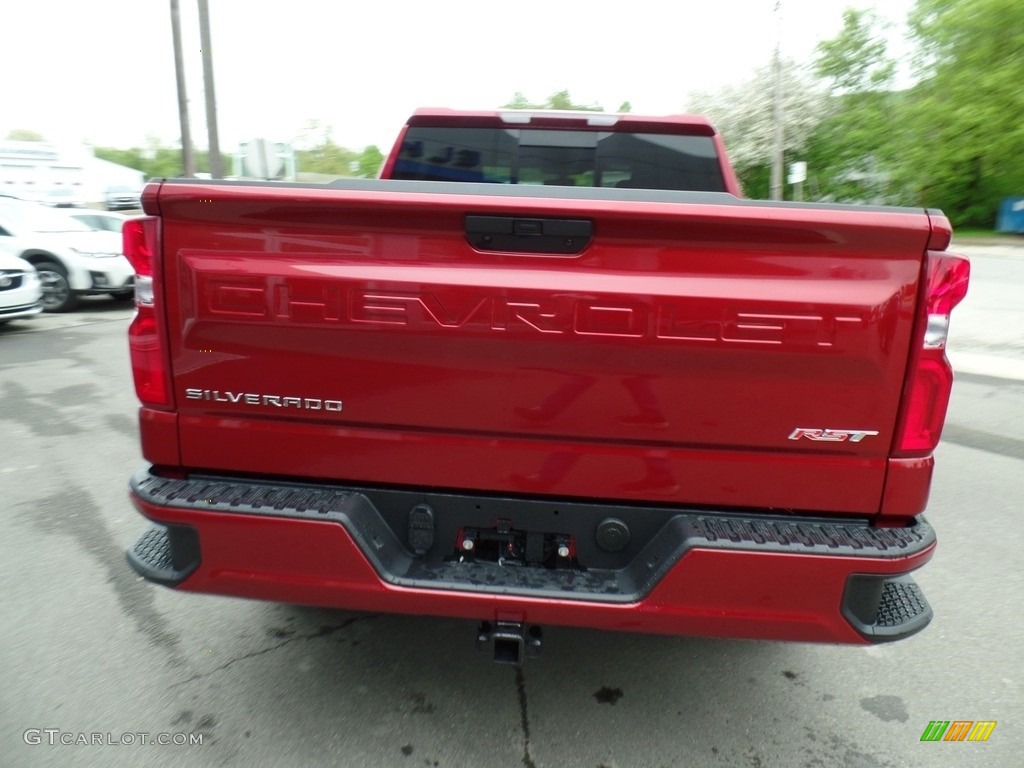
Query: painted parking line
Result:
<box><xmin>949</xmin><ymin>351</ymin><xmax>1024</xmax><ymax>382</ymax></box>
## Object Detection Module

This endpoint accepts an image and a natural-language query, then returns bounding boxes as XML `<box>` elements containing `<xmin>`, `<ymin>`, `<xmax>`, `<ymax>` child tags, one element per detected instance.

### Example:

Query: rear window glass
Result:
<box><xmin>391</xmin><ymin>127</ymin><xmax>726</xmax><ymax>192</ymax></box>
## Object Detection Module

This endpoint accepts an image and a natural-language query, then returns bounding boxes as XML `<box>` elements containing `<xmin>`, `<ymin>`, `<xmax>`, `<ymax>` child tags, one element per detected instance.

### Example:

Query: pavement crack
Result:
<box><xmin>170</xmin><ymin>614</ymin><xmax>378</xmax><ymax>688</ymax></box>
<box><xmin>515</xmin><ymin>667</ymin><xmax>537</xmax><ymax>768</ymax></box>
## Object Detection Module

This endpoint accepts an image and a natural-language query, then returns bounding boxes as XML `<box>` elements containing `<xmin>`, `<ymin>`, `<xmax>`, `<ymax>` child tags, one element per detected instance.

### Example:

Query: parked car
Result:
<box><xmin>67</xmin><ymin>210</ymin><xmax>129</xmax><ymax>233</ymax></box>
<box><xmin>0</xmin><ymin>198</ymin><xmax>133</xmax><ymax>312</ymax></box>
<box><xmin>23</xmin><ymin>186</ymin><xmax>86</xmax><ymax>208</ymax></box>
<box><xmin>0</xmin><ymin>251</ymin><xmax>43</xmax><ymax>324</ymax></box>
<box><xmin>103</xmin><ymin>185</ymin><xmax>142</xmax><ymax>211</ymax></box>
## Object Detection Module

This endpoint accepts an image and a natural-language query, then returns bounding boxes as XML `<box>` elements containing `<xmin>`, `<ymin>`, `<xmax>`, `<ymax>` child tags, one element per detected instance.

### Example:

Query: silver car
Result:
<box><xmin>103</xmin><ymin>185</ymin><xmax>142</xmax><ymax>211</ymax></box>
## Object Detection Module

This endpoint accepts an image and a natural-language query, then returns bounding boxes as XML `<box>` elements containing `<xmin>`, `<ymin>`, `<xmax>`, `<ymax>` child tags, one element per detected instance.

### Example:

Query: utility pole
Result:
<box><xmin>170</xmin><ymin>0</ymin><xmax>195</xmax><ymax>177</ymax></box>
<box><xmin>770</xmin><ymin>0</ymin><xmax>784</xmax><ymax>201</ymax></box>
<box><xmin>198</xmin><ymin>0</ymin><xmax>223</xmax><ymax>178</ymax></box>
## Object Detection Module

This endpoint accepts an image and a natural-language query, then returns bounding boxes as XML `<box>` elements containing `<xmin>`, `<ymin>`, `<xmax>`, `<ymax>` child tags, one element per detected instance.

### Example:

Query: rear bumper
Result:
<box><xmin>127</xmin><ymin>467</ymin><xmax>935</xmax><ymax>644</ymax></box>
<box><xmin>0</xmin><ymin>272</ymin><xmax>43</xmax><ymax>320</ymax></box>
<box><xmin>0</xmin><ymin>299</ymin><xmax>43</xmax><ymax>320</ymax></box>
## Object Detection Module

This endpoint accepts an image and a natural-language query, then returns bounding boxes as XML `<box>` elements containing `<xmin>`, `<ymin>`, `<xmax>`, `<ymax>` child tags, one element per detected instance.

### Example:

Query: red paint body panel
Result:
<box><xmin>138</xmin><ymin>408</ymin><xmax>180</xmax><ymax>466</ymax></box>
<box><xmin>150</xmin><ymin>182</ymin><xmax>929</xmax><ymax>516</ymax></box>
<box><xmin>880</xmin><ymin>457</ymin><xmax>934</xmax><ymax>517</ymax></box>
<box><xmin>174</xmin><ymin>414</ymin><xmax>885</xmax><ymax>512</ymax></box>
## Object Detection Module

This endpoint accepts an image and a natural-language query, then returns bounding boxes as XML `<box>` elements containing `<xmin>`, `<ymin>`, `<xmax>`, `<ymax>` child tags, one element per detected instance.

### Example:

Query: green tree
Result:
<box><xmin>356</xmin><ymin>145</ymin><xmax>385</xmax><ymax>178</ymax></box>
<box><xmin>688</xmin><ymin>61</ymin><xmax>825</xmax><ymax>199</ymax></box>
<box><xmin>5</xmin><ymin>129</ymin><xmax>46</xmax><ymax>141</ymax></box>
<box><xmin>294</xmin><ymin>122</ymin><xmax>359</xmax><ymax>176</ymax></box>
<box><xmin>94</xmin><ymin>147</ymin><xmax>146</xmax><ymax>171</ymax></box>
<box><xmin>94</xmin><ymin>144</ymin><xmax>189</xmax><ymax>179</ymax></box>
<box><xmin>502</xmin><ymin>91</ymin><xmax>605</xmax><ymax>111</ymax></box>
<box><xmin>815</xmin><ymin>9</ymin><xmax>895</xmax><ymax>93</ymax></box>
<box><xmin>803</xmin><ymin>8</ymin><xmax>901</xmax><ymax>204</ymax></box>
<box><xmin>505</xmin><ymin>92</ymin><xmax>533</xmax><ymax>109</ymax></box>
<box><xmin>898</xmin><ymin>0</ymin><xmax>1024</xmax><ymax>226</ymax></box>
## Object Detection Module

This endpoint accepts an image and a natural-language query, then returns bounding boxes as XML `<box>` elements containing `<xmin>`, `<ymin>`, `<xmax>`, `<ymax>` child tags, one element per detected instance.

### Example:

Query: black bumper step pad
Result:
<box><xmin>876</xmin><ymin>578</ymin><xmax>931</xmax><ymax>628</ymax></box>
<box><xmin>842</xmin><ymin>574</ymin><xmax>933</xmax><ymax>642</ymax></box>
<box><xmin>129</xmin><ymin>469</ymin><xmax>935</xmax><ymax>616</ymax></box>
<box><xmin>126</xmin><ymin>523</ymin><xmax>200</xmax><ymax>586</ymax></box>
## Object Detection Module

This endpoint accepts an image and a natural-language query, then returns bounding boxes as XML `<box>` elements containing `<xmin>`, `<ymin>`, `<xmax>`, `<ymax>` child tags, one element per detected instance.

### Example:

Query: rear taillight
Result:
<box><xmin>124</xmin><ymin>217</ymin><xmax>172</xmax><ymax>408</ymax></box>
<box><xmin>123</xmin><ymin>217</ymin><xmax>154</xmax><ymax>277</ymax></box>
<box><xmin>894</xmin><ymin>228</ymin><xmax>970</xmax><ymax>456</ymax></box>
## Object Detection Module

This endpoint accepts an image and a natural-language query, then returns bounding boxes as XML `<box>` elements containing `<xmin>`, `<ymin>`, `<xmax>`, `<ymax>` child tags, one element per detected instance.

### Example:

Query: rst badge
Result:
<box><xmin>788</xmin><ymin>428</ymin><xmax>879</xmax><ymax>443</ymax></box>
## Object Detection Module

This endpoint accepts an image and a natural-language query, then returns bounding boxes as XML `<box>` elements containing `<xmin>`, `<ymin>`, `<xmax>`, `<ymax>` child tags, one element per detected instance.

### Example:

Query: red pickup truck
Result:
<box><xmin>125</xmin><ymin>109</ymin><xmax>969</xmax><ymax>663</ymax></box>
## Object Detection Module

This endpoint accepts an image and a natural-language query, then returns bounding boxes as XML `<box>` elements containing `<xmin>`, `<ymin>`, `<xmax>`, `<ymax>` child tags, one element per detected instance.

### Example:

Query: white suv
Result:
<box><xmin>0</xmin><ymin>198</ymin><xmax>133</xmax><ymax>312</ymax></box>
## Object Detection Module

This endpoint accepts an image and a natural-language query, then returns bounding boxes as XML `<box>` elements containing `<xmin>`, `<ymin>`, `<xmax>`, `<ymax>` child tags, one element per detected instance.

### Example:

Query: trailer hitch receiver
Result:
<box><xmin>475</xmin><ymin>621</ymin><xmax>543</xmax><ymax>665</ymax></box>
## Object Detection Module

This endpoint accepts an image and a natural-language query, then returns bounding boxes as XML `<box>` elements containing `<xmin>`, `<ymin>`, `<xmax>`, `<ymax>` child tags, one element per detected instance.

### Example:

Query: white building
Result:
<box><xmin>0</xmin><ymin>140</ymin><xmax>144</xmax><ymax>206</ymax></box>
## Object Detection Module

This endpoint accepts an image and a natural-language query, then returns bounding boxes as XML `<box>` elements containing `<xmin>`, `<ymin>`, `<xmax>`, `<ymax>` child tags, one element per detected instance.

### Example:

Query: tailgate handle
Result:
<box><xmin>465</xmin><ymin>215</ymin><xmax>592</xmax><ymax>255</ymax></box>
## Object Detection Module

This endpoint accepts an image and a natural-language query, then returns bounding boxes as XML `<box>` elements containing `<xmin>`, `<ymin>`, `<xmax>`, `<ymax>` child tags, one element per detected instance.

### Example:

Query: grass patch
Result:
<box><xmin>951</xmin><ymin>229</ymin><xmax>1024</xmax><ymax>244</ymax></box>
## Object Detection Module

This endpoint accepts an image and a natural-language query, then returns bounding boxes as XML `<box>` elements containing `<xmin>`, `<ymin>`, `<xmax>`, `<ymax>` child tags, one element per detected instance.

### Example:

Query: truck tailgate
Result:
<box><xmin>152</xmin><ymin>181</ymin><xmax>929</xmax><ymax>516</ymax></box>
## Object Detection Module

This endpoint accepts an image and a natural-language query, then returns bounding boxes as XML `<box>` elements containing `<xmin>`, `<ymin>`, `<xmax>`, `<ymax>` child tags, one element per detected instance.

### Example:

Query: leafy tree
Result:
<box><xmin>5</xmin><ymin>129</ymin><xmax>46</xmax><ymax>142</ymax></box>
<box><xmin>356</xmin><ymin>145</ymin><xmax>385</xmax><ymax>178</ymax></box>
<box><xmin>550</xmin><ymin>90</ymin><xmax>602</xmax><ymax>111</ymax></box>
<box><xmin>94</xmin><ymin>144</ymin><xmax>192</xmax><ymax>179</ymax></box>
<box><xmin>816</xmin><ymin>9</ymin><xmax>895</xmax><ymax>93</ymax></box>
<box><xmin>94</xmin><ymin>124</ymin><xmax>375</xmax><ymax>181</ymax></box>
<box><xmin>94</xmin><ymin>147</ymin><xmax>146</xmax><ymax>171</ymax></box>
<box><xmin>502</xmin><ymin>91</ymin><xmax>605</xmax><ymax>111</ymax></box>
<box><xmin>687</xmin><ymin>0</ymin><xmax>1023</xmax><ymax>223</ymax></box>
<box><xmin>294</xmin><ymin>121</ymin><xmax>359</xmax><ymax>176</ymax></box>
<box><xmin>898</xmin><ymin>0</ymin><xmax>1024</xmax><ymax>226</ymax></box>
<box><xmin>505</xmin><ymin>92</ymin><xmax>534</xmax><ymax>109</ymax></box>
<box><xmin>803</xmin><ymin>8</ymin><xmax>901</xmax><ymax>204</ymax></box>
<box><xmin>688</xmin><ymin>61</ymin><xmax>826</xmax><ymax>198</ymax></box>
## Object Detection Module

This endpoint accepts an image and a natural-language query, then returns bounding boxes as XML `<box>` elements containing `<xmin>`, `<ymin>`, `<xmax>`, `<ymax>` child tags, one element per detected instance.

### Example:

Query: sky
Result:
<box><xmin>3</xmin><ymin>0</ymin><xmax>917</xmax><ymax>154</ymax></box>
